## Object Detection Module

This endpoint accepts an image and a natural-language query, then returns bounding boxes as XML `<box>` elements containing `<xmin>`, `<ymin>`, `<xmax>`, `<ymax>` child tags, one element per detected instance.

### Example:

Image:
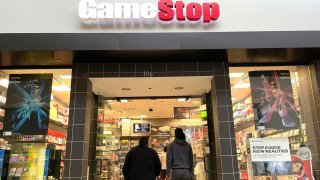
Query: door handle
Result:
<box><xmin>96</xmin><ymin>159</ymin><xmax>103</xmax><ymax>175</ymax></box>
<box><xmin>203</xmin><ymin>156</ymin><xmax>215</xmax><ymax>173</ymax></box>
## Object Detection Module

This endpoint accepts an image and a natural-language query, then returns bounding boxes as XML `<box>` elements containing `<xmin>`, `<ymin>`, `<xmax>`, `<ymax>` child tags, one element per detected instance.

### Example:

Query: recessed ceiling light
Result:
<box><xmin>174</xmin><ymin>87</ymin><xmax>184</xmax><ymax>90</ymax></box>
<box><xmin>122</xmin><ymin>88</ymin><xmax>131</xmax><ymax>91</ymax></box>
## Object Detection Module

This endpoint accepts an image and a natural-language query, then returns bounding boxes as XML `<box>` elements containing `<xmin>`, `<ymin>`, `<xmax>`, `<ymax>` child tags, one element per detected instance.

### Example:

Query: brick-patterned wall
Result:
<box><xmin>64</xmin><ymin>63</ymin><xmax>93</xmax><ymax>179</ymax></box>
<box><xmin>64</xmin><ymin>59</ymin><xmax>239</xmax><ymax>180</ymax></box>
<box><xmin>211</xmin><ymin>62</ymin><xmax>239</xmax><ymax>180</ymax></box>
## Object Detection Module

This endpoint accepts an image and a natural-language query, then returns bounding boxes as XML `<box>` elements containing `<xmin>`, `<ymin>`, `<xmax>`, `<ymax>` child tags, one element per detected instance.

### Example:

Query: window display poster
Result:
<box><xmin>151</xmin><ymin>126</ymin><xmax>170</xmax><ymax>150</ymax></box>
<box><xmin>4</xmin><ymin>74</ymin><xmax>53</xmax><ymax>135</ymax></box>
<box><xmin>174</xmin><ymin>107</ymin><xmax>191</xmax><ymax>119</ymax></box>
<box><xmin>175</xmin><ymin>126</ymin><xmax>203</xmax><ymax>142</ymax></box>
<box><xmin>249</xmin><ymin>70</ymin><xmax>300</xmax><ymax>130</ymax></box>
<box><xmin>8</xmin><ymin>143</ymin><xmax>46</xmax><ymax>180</ymax></box>
<box><xmin>43</xmin><ymin>148</ymin><xmax>50</xmax><ymax>177</ymax></box>
<box><xmin>0</xmin><ymin>149</ymin><xmax>4</xmax><ymax>177</ymax></box>
<box><xmin>249</xmin><ymin>138</ymin><xmax>293</xmax><ymax>180</ymax></box>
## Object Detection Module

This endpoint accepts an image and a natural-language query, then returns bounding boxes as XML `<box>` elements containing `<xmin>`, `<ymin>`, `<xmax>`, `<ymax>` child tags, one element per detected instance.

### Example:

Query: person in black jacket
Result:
<box><xmin>122</xmin><ymin>137</ymin><xmax>161</xmax><ymax>180</ymax></box>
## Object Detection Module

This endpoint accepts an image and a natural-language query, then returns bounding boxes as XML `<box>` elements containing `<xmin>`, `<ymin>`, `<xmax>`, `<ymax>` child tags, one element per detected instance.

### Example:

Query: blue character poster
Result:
<box><xmin>0</xmin><ymin>149</ymin><xmax>4</xmax><ymax>177</ymax></box>
<box><xmin>3</xmin><ymin>74</ymin><xmax>53</xmax><ymax>135</ymax></box>
<box><xmin>44</xmin><ymin>148</ymin><xmax>51</xmax><ymax>177</ymax></box>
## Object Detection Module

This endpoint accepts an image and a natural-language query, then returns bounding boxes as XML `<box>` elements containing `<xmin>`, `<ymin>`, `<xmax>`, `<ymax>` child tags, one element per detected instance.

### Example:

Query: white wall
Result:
<box><xmin>1</xmin><ymin>0</ymin><xmax>320</xmax><ymax>33</ymax></box>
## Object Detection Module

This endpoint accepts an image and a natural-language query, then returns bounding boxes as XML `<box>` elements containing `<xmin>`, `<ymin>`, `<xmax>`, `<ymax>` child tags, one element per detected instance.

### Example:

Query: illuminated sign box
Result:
<box><xmin>79</xmin><ymin>0</ymin><xmax>220</xmax><ymax>24</ymax></box>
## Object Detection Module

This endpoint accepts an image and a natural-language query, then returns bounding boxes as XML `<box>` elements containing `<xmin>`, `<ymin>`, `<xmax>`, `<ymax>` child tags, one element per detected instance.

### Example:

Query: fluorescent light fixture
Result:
<box><xmin>177</xmin><ymin>98</ymin><xmax>186</xmax><ymax>102</ymax></box>
<box><xmin>139</xmin><ymin>115</ymin><xmax>147</xmax><ymax>118</ymax></box>
<box><xmin>52</xmin><ymin>85</ymin><xmax>71</xmax><ymax>92</ymax></box>
<box><xmin>120</xmin><ymin>99</ymin><xmax>128</xmax><ymax>103</ymax></box>
<box><xmin>121</xmin><ymin>118</ymin><xmax>131</xmax><ymax>123</ymax></box>
<box><xmin>229</xmin><ymin>73</ymin><xmax>245</xmax><ymax>78</ymax></box>
<box><xmin>0</xmin><ymin>78</ymin><xmax>9</xmax><ymax>88</ymax></box>
<box><xmin>177</xmin><ymin>97</ymin><xmax>191</xmax><ymax>102</ymax></box>
<box><xmin>103</xmin><ymin>130</ymin><xmax>112</xmax><ymax>135</ymax></box>
<box><xmin>234</xmin><ymin>83</ymin><xmax>250</xmax><ymax>89</ymax></box>
<box><xmin>59</xmin><ymin>75</ymin><xmax>72</xmax><ymax>80</ymax></box>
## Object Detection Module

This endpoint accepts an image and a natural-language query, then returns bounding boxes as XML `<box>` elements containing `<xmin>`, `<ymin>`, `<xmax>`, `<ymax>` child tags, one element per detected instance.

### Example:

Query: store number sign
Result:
<box><xmin>79</xmin><ymin>0</ymin><xmax>220</xmax><ymax>24</ymax></box>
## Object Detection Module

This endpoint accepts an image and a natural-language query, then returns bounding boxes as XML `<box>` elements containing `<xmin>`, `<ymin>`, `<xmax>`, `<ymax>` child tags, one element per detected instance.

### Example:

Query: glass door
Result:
<box><xmin>94</xmin><ymin>104</ymin><xmax>122</xmax><ymax>180</ymax></box>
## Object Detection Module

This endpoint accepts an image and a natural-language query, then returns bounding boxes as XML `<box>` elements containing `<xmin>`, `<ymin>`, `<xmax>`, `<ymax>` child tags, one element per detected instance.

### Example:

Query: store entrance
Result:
<box><xmin>88</xmin><ymin>76</ymin><xmax>214</xmax><ymax>180</ymax></box>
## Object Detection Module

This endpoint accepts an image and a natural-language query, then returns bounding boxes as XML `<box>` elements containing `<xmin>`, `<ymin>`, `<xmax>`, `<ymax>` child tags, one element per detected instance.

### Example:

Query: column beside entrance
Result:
<box><xmin>210</xmin><ymin>62</ymin><xmax>239</xmax><ymax>180</ymax></box>
<box><xmin>65</xmin><ymin>63</ymin><xmax>93</xmax><ymax>179</ymax></box>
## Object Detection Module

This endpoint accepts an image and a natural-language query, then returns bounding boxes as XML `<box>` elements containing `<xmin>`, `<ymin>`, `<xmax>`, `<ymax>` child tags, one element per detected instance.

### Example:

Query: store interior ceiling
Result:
<box><xmin>90</xmin><ymin>76</ymin><xmax>212</xmax><ymax>97</ymax></box>
<box><xmin>0</xmin><ymin>69</ymin><xmax>72</xmax><ymax>106</ymax></box>
<box><xmin>103</xmin><ymin>98</ymin><xmax>202</xmax><ymax>119</ymax></box>
<box><xmin>91</xmin><ymin>77</ymin><xmax>211</xmax><ymax>119</ymax></box>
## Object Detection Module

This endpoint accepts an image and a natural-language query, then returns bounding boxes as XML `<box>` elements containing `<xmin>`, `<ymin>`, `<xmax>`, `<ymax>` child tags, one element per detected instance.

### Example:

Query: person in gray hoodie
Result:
<box><xmin>166</xmin><ymin>128</ymin><xmax>193</xmax><ymax>180</ymax></box>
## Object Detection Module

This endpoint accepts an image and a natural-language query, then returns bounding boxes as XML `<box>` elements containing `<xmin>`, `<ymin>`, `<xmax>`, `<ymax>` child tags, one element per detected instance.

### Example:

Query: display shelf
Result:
<box><xmin>234</xmin><ymin>119</ymin><xmax>255</xmax><ymax>132</ymax></box>
<box><xmin>57</xmin><ymin>110</ymin><xmax>64</xmax><ymax>116</ymax></box>
<box><xmin>261</xmin><ymin>128</ymin><xmax>303</xmax><ymax>138</ymax></box>
<box><xmin>49</xmin><ymin>119</ymin><xmax>68</xmax><ymax>129</ymax></box>
<box><xmin>0</xmin><ymin>108</ymin><xmax>4</xmax><ymax>119</ymax></box>
<box><xmin>261</xmin><ymin>129</ymin><xmax>292</xmax><ymax>137</ymax></box>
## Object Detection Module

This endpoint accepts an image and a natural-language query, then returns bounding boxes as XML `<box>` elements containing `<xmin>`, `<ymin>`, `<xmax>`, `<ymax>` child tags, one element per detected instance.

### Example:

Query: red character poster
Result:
<box><xmin>151</xmin><ymin>126</ymin><xmax>170</xmax><ymax>151</ymax></box>
<box><xmin>249</xmin><ymin>71</ymin><xmax>300</xmax><ymax>130</ymax></box>
<box><xmin>291</xmin><ymin>145</ymin><xmax>314</xmax><ymax>180</ymax></box>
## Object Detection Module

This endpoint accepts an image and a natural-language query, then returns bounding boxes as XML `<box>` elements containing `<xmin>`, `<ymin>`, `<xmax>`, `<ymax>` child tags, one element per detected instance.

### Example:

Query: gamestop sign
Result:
<box><xmin>79</xmin><ymin>0</ymin><xmax>220</xmax><ymax>24</ymax></box>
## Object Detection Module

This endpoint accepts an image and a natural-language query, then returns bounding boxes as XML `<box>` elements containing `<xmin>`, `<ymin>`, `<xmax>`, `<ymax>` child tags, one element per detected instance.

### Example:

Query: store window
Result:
<box><xmin>0</xmin><ymin>69</ymin><xmax>71</xmax><ymax>179</ymax></box>
<box><xmin>230</xmin><ymin>66</ymin><xmax>320</xmax><ymax>180</ymax></box>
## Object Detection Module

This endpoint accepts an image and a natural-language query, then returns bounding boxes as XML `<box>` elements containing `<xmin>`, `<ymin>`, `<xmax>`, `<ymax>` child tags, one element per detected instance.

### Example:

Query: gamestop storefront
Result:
<box><xmin>1</xmin><ymin>0</ymin><xmax>320</xmax><ymax>180</ymax></box>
